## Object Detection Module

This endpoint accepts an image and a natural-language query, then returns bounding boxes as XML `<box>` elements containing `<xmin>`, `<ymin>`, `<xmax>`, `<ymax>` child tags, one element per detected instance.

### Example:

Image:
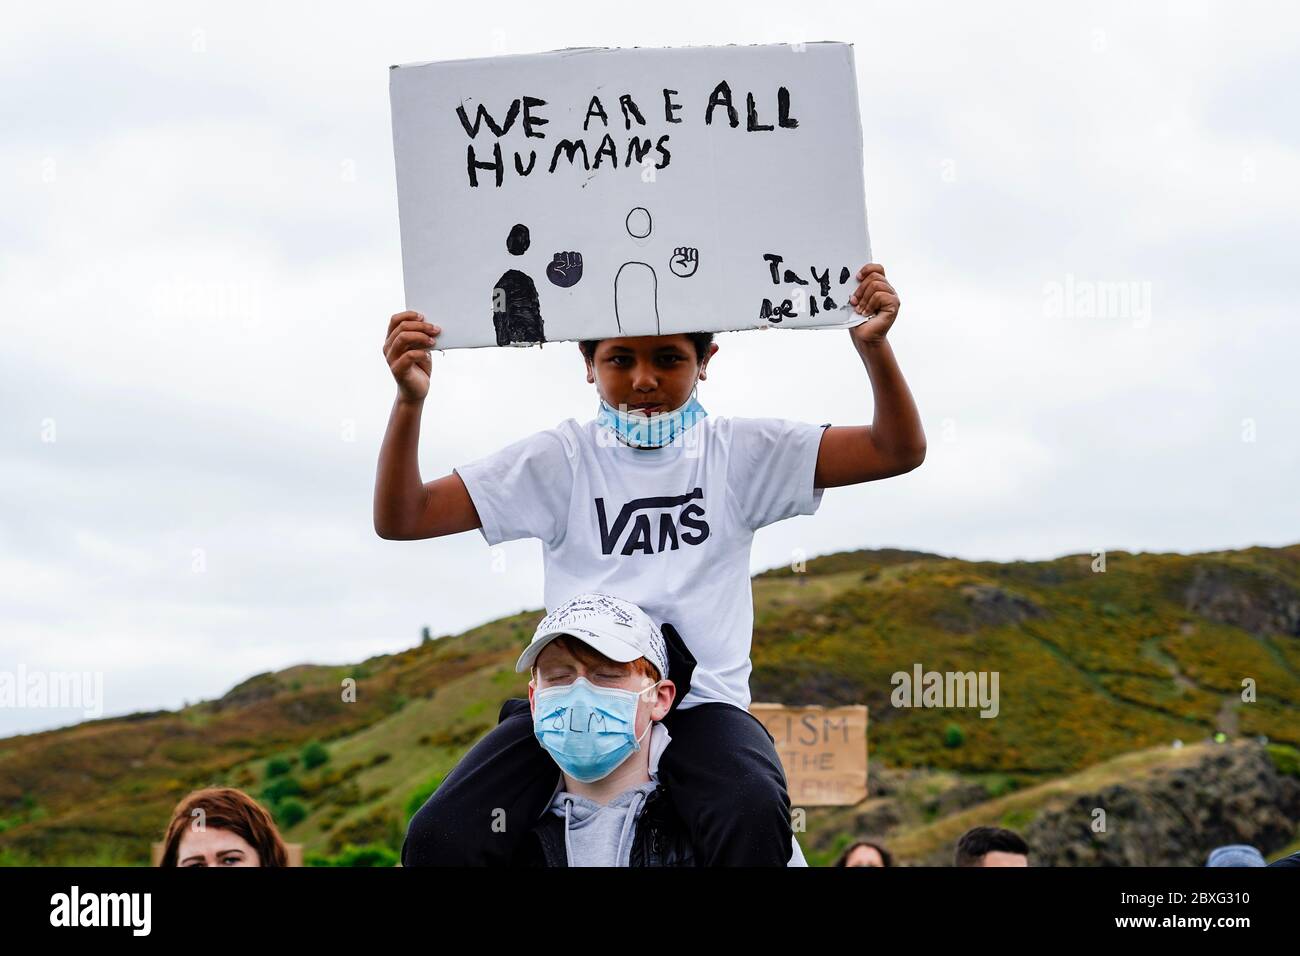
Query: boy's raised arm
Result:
<box><xmin>813</xmin><ymin>263</ymin><xmax>928</xmax><ymax>489</ymax></box>
<box><xmin>373</xmin><ymin>311</ymin><xmax>482</xmax><ymax>540</ymax></box>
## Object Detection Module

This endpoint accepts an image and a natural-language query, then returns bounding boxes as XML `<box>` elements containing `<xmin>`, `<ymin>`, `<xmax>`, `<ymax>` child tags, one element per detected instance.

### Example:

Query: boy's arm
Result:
<box><xmin>814</xmin><ymin>263</ymin><xmax>927</xmax><ymax>489</ymax></box>
<box><xmin>373</xmin><ymin>311</ymin><xmax>482</xmax><ymax>540</ymax></box>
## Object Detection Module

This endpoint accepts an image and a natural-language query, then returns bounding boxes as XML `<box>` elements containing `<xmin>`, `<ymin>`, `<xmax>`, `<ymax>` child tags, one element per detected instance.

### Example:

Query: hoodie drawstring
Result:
<box><xmin>563</xmin><ymin>797</ymin><xmax>575</xmax><ymax>867</ymax></box>
<box><xmin>614</xmin><ymin>789</ymin><xmax>647</xmax><ymax>866</ymax></box>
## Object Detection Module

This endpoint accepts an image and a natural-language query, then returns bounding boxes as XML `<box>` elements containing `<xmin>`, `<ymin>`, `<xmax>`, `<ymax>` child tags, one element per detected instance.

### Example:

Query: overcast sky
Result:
<box><xmin>2</xmin><ymin>1</ymin><xmax>1297</xmax><ymax>737</ymax></box>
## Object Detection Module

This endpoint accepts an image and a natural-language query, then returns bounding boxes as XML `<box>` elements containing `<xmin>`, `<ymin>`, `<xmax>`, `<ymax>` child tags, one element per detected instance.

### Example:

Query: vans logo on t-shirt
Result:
<box><xmin>595</xmin><ymin>488</ymin><xmax>710</xmax><ymax>555</ymax></box>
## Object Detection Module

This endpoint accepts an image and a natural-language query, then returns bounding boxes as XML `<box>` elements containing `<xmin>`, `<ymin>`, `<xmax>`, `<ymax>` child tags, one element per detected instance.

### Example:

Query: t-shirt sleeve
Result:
<box><xmin>454</xmin><ymin>426</ymin><xmax>576</xmax><ymax>548</ymax></box>
<box><xmin>726</xmin><ymin>417</ymin><xmax>831</xmax><ymax>531</ymax></box>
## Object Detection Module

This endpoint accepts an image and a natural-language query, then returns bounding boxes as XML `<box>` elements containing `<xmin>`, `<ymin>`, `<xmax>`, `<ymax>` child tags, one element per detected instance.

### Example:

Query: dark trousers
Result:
<box><xmin>402</xmin><ymin>697</ymin><xmax>793</xmax><ymax>866</ymax></box>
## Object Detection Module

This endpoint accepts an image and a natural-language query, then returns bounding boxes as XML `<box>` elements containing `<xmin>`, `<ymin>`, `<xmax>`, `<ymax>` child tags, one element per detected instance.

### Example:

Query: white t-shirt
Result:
<box><xmin>455</xmin><ymin>414</ymin><xmax>829</xmax><ymax>711</ymax></box>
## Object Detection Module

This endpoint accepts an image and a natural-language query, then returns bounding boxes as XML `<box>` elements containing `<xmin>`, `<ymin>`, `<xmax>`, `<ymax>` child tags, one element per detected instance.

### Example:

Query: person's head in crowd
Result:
<box><xmin>1206</xmin><ymin>844</ymin><xmax>1266</xmax><ymax>867</ymax></box>
<box><xmin>519</xmin><ymin>593</ymin><xmax>676</xmax><ymax>799</ymax></box>
<box><xmin>159</xmin><ymin>787</ymin><xmax>288</xmax><ymax>867</ymax></box>
<box><xmin>835</xmin><ymin>840</ymin><xmax>893</xmax><ymax>867</ymax></box>
<box><xmin>954</xmin><ymin>826</ymin><xmax>1030</xmax><ymax>867</ymax></box>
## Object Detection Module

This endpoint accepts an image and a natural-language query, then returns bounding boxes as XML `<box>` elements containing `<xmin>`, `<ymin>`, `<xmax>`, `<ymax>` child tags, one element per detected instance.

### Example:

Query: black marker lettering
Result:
<box><xmin>549</xmin><ymin>139</ymin><xmax>591</xmax><ymax>173</ymax></box>
<box><xmin>618</xmin><ymin>94</ymin><xmax>647</xmax><ymax>130</ymax></box>
<box><xmin>521</xmin><ymin>96</ymin><xmax>548</xmax><ymax>138</ymax></box>
<box><xmin>705</xmin><ymin>81</ymin><xmax>739</xmax><ymax>127</ymax></box>
<box><xmin>777</xmin><ymin>87</ymin><xmax>799</xmax><ymax>128</ymax></box>
<box><xmin>625</xmin><ymin>137</ymin><xmax>654</xmax><ymax>167</ymax></box>
<box><xmin>654</xmin><ymin>134</ymin><xmax>672</xmax><ymax>169</ymax></box>
<box><xmin>514</xmin><ymin>151</ymin><xmax>537</xmax><ymax>176</ymax></box>
<box><xmin>466</xmin><ymin>142</ymin><xmax>503</xmax><ymax>187</ymax></box>
<box><xmin>592</xmin><ymin>133</ymin><xmax>619</xmax><ymax>169</ymax></box>
<box><xmin>583</xmin><ymin>96</ymin><xmax>609</xmax><ymax>131</ymax></box>
<box><xmin>455</xmin><ymin>99</ymin><xmax>521</xmax><ymax>138</ymax></box>
<box><xmin>663</xmin><ymin>88</ymin><xmax>683</xmax><ymax>124</ymax></box>
<box><xmin>746</xmin><ymin>92</ymin><xmax>774</xmax><ymax>132</ymax></box>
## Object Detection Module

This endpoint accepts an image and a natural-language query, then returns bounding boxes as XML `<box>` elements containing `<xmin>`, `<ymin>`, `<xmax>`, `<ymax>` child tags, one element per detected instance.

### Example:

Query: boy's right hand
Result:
<box><xmin>384</xmin><ymin>311</ymin><xmax>441</xmax><ymax>403</ymax></box>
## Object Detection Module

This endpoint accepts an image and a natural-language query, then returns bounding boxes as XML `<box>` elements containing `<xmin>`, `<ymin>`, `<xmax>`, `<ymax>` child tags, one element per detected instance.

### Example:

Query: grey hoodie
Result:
<box><xmin>547</xmin><ymin>780</ymin><xmax>661</xmax><ymax>867</ymax></box>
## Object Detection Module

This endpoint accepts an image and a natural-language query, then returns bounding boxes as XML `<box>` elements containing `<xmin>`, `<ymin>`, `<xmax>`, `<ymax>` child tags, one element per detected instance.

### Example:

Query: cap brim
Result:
<box><xmin>514</xmin><ymin>625</ymin><xmax>643</xmax><ymax>673</ymax></box>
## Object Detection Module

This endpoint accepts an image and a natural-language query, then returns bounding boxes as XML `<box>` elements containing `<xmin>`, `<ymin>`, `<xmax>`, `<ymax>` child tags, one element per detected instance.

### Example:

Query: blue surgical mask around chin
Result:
<box><xmin>596</xmin><ymin>382</ymin><xmax>708</xmax><ymax>449</ymax></box>
<box><xmin>532</xmin><ymin>676</ymin><xmax>661</xmax><ymax>783</ymax></box>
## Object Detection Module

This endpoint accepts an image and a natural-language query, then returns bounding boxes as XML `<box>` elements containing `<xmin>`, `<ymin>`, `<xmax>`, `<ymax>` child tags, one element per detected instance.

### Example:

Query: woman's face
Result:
<box><xmin>176</xmin><ymin>826</ymin><xmax>261</xmax><ymax>867</ymax></box>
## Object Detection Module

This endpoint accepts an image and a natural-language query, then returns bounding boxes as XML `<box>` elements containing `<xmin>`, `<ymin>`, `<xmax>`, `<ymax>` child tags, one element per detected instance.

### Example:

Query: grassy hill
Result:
<box><xmin>2</xmin><ymin>543</ymin><xmax>1298</xmax><ymax>865</ymax></box>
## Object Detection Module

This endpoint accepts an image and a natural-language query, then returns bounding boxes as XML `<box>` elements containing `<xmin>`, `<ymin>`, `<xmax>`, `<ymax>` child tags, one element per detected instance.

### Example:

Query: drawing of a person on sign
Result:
<box><xmin>615</xmin><ymin>207</ymin><xmax>699</xmax><ymax>335</ymax></box>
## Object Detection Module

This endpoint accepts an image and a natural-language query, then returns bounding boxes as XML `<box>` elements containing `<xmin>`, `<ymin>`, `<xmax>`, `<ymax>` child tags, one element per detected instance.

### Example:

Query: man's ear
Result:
<box><xmin>527</xmin><ymin>678</ymin><xmax>536</xmax><ymax>716</ymax></box>
<box><xmin>579</xmin><ymin>344</ymin><xmax>594</xmax><ymax>383</ymax></box>
<box><xmin>653</xmin><ymin>679</ymin><xmax>676</xmax><ymax>721</ymax></box>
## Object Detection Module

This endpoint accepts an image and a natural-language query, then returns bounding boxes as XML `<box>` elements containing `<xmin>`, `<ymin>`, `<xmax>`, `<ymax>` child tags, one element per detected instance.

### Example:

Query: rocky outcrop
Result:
<box><xmin>929</xmin><ymin>584</ymin><xmax>1046</xmax><ymax>633</ymax></box>
<box><xmin>1184</xmin><ymin>563</ymin><xmax>1300</xmax><ymax>637</ymax></box>
<box><xmin>960</xmin><ymin>584</ymin><xmax>1046</xmax><ymax>629</ymax></box>
<box><xmin>1024</xmin><ymin>743</ymin><xmax>1300</xmax><ymax>866</ymax></box>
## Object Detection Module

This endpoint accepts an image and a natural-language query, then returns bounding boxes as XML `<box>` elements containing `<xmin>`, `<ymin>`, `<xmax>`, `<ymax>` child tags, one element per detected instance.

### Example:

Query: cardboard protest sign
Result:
<box><xmin>750</xmin><ymin>703</ymin><xmax>868</xmax><ymax>806</ymax></box>
<box><xmin>389</xmin><ymin>42</ymin><xmax>871</xmax><ymax>349</ymax></box>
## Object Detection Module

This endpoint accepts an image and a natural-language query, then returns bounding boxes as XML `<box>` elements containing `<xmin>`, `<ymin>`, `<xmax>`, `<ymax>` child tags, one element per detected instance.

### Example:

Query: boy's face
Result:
<box><xmin>582</xmin><ymin>334</ymin><xmax>717</xmax><ymax>414</ymax></box>
<box><xmin>528</xmin><ymin>640</ymin><xmax>673</xmax><ymax>735</ymax></box>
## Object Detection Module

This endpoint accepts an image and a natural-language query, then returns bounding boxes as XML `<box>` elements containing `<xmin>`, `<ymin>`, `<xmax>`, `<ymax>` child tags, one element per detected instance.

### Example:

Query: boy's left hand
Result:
<box><xmin>847</xmin><ymin>263</ymin><xmax>899</xmax><ymax>346</ymax></box>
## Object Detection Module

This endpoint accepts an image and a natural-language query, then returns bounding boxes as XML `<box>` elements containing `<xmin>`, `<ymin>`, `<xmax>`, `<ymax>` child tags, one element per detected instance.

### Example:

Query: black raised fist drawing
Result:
<box><xmin>669</xmin><ymin>247</ymin><xmax>699</xmax><ymax>278</ymax></box>
<box><xmin>546</xmin><ymin>251</ymin><xmax>584</xmax><ymax>288</ymax></box>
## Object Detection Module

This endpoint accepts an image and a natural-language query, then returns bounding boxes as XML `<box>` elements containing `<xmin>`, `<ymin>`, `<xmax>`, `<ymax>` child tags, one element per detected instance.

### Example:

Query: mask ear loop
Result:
<box><xmin>631</xmin><ymin>679</ymin><xmax>662</xmax><ymax>751</ymax></box>
<box><xmin>688</xmin><ymin>357</ymin><xmax>709</xmax><ymax>405</ymax></box>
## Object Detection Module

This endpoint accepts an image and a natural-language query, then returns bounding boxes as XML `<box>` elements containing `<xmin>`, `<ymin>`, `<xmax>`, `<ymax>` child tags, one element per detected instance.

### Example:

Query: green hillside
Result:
<box><xmin>1</xmin><ymin>544</ymin><xmax>1297</xmax><ymax>865</ymax></box>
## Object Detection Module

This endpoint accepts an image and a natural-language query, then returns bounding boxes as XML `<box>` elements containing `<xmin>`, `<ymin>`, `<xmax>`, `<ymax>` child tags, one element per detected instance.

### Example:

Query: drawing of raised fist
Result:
<box><xmin>546</xmin><ymin>251</ymin><xmax>584</xmax><ymax>288</ymax></box>
<box><xmin>669</xmin><ymin>247</ymin><xmax>699</xmax><ymax>278</ymax></box>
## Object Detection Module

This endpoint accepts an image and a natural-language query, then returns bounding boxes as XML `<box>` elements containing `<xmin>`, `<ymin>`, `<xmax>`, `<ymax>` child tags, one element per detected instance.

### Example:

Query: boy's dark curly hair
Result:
<box><xmin>578</xmin><ymin>332</ymin><xmax>714</xmax><ymax>364</ymax></box>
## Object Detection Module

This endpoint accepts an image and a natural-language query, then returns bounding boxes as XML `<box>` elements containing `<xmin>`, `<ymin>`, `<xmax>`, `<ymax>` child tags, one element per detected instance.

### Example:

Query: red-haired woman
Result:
<box><xmin>158</xmin><ymin>787</ymin><xmax>289</xmax><ymax>867</ymax></box>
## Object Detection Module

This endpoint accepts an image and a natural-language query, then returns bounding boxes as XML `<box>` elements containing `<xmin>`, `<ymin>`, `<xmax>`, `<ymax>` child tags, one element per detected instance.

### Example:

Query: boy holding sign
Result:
<box><xmin>377</xmin><ymin>263</ymin><xmax>923</xmax><ymax>865</ymax></box>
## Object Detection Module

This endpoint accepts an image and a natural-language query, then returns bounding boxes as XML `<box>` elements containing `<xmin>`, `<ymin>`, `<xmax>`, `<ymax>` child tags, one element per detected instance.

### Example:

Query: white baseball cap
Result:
<box><xmin>515</xmin><ymin>592</ymin><xmax>670</xmax><ymax>680</ymax></box>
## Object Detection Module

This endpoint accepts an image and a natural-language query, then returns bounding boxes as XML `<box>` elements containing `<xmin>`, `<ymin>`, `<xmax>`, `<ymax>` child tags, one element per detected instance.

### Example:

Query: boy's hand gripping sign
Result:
<box><xmin>389</xmin><ymin>42</ymin><xmax>871</xmax><ymax>349</ymax></box>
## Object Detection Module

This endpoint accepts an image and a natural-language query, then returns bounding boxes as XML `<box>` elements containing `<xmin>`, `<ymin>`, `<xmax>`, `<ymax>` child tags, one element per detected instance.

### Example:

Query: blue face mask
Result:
<box><xmin>532</xmin><ymin>676</ymin><xmax>661</xmax><ymax>783</ymax></box>
<box><xmin>596</xmin><ymin>386</ymin><xmax>708</xmax><ymax>449</ymax></box>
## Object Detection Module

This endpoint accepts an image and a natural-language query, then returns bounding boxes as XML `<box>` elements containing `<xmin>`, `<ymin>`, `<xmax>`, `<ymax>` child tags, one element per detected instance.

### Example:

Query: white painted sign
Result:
<box><xmin>390</xmin><ymin>42</ymin><xmax>871</xmax><ymax>349</ymax></box>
